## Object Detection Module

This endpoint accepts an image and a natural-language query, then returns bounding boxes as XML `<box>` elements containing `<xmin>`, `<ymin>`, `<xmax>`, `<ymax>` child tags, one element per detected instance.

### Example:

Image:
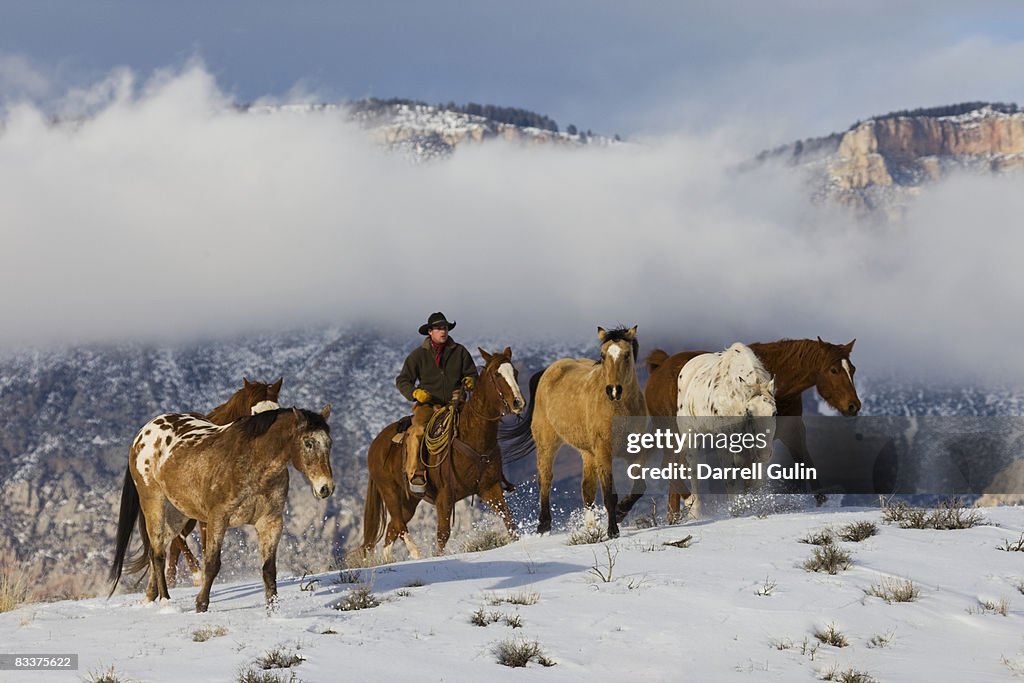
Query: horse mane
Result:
<box><xmin>601</xmin><ymin>326</ymin><xmax>639</xmax><ymax>361</ymax></box>
<box><xmin>239</xmin><ymin>407</ymin><xmax>330</xmax><ymax>440</ymax></box>
<box><xmin>206</xmin><ymin>379</ymin><xmax>282</xmax><ymax>425</ymax></box>
<box><xmin>750</xmin><ymin>338</ymin><xmax>848</xmax><ymax>371</ymax></box>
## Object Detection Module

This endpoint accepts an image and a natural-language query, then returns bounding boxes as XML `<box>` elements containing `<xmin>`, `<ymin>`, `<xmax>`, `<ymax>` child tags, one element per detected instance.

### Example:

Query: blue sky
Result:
<box><xmin>3</xmin><ymin>1</ymin><xmax>1024</xmax><ymax>141</ymax></box>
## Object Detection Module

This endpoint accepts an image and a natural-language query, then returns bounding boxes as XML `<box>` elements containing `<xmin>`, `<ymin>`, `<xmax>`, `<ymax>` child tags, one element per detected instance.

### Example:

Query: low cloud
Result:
<box><xmin>0</xmin><ymin>63</ymin><xmax>1019</xmax><ymax>384</ymax></box>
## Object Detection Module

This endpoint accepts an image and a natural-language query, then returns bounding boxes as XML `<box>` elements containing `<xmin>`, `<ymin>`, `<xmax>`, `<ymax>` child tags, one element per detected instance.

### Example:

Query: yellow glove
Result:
<box><xmin>412</xmin><ymin>388</ymin><xmax>431</xmax><ymax>404</ymax></box>
<box><xmin>462</xmin><ymin>376</ymin><xmax>476</xmax><ymax>391</ymax></box>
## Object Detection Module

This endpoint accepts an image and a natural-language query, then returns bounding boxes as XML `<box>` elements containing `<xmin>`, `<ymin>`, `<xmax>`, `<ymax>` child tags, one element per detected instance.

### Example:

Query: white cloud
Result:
<box><xmin>0</xmin><ymin>62</ymin><xmax>1021</xmax><ymax>384</ymax></box>
<box><xmin>0</xmin><ymin>53</ymin><xmax>52</xmax><ymax>100</ymax></box>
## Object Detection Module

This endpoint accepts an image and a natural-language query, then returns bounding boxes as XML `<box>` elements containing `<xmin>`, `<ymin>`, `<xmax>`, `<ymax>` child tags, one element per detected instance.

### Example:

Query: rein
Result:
<box><xmin>464</xmin><ymin>363</ymin><xmax>513</xmax><ymax>422</ymax></box>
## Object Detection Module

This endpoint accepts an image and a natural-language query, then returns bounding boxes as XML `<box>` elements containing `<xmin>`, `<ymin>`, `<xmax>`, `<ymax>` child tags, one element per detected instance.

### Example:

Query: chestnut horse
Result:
<box><xmin>109</xmin><ymin>406</ymin><xmax>333</xmax><ymax>612</ymax></box>
<box><xmin>362</xmin><ymin>347</ymin><xmax>525</xmax><ymax>559</ymax></box>
<box><xmin>640</xmin><ymin>337</ymin><xmax>859</xmax><ymax>521</ymax></box>
<box><xmin>502</xmin><ymin>326</ymin><xmax>646</xmax><ymax>540</ymax></box>
<box><xmin>166</xmin><ymin>377</ymin><xmax>283</xmax><ymax>587</ymax></box>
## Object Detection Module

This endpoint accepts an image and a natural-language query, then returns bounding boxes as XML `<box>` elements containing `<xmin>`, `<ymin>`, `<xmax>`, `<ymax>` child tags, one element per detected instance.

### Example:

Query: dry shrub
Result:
<box><xmin>461</xmin><ymin>528</ymin><xmax>512</xmax><ymax>553</ymax></box>
<box><xmin>333</xmin><ymin>584</ymin><xmax>380</xmax><ymax>611</ymax></box>
<box><xmin>865</xmin><ymin>578</ymin><xmax>920</xmax><ymax>603</ymax></box>
<box><xmin>0</xmin><ymin>556</ymin><xmax>31</xmax><ymax>613</ymax></box>
<box><xmin>813</xmin><ymin>623</ymin><xmax>849</xmax><ymax>647</ymax></box>
<box><xmin>493</xmin><ymin>638</ymin><xmax>555</xmax><ymax>667</ymax></box>
<box><xmin>882</xmin><ymin>498</ymin><xmax>983</xmax><ymax>530</ymax></box>
<box><xmin>802</xmin><ymin>543</ymin><xmax>852</xmax><ymax>574</ymax></box>
<box><xmin>838</xmin><ymin>521</ymin><xmax>878</xmax><ymax>542</ymax></box>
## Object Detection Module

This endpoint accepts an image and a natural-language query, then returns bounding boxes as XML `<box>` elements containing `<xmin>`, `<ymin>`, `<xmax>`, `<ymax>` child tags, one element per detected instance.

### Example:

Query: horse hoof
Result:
<box><xmin>536</xmin><ymin>522</ymin><xmax>551</xmax><ymax>535</ymax></box>
<box><xmin>608</xmin><ymin>526</ymin><xmax>620</xmax><ymax>539</ymax></box>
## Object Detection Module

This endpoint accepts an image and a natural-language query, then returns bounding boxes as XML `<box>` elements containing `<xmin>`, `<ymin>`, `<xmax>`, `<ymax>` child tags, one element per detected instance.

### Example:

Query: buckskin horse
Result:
<box><xmin>109</xmin><ymin>405</ymin><xmax>333</xmax><ymax>612</ymax></box>
<box><xmin>166</xmin><ymin>377</ymin><xmax>282</xmax><ymax>587</ymax></box>
<box><xmin>640</xmin><ymin>337</ymin><xmax>859</xmax><ymax>522</ymax></box>
<box><xmin>502</xmin><ymin>326</ymin><xmax>646</xmax><ymax>540</ymax></box>
<box><xmin>362</xmin><ymin>347</ymin><xmax>525</xmax><ymax>559</ymax></box>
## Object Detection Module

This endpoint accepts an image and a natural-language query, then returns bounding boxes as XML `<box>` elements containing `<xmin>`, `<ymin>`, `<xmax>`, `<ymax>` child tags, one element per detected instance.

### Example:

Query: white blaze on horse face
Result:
<box><xmin>841</xmin><ymin>359</ymin><xmax>853</xmax><ymax>383</ymax></box>
<box><xmin>497</xmin><ymin>362</ymin><xmax>525</xmax><ymax>406</ymax></box>
<box><xmin>606</xmin><ymin>344</ymin><xmax>622</xmax><ymax>361</ymax></box>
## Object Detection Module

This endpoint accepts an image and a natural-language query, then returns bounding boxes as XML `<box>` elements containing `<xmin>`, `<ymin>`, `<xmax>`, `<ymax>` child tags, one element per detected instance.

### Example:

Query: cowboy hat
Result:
<box><xmin>418</xmin><ymin>311</ymin><xmax>457</xmax><ymax>336</ymax></box>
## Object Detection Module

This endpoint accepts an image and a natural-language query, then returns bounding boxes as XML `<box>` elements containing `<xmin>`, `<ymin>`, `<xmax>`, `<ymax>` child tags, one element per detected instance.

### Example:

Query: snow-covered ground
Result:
<box><xmin>2</xmin><ymin>504</ymin><xmax>1023</xmax><ymax>682</ymax></box>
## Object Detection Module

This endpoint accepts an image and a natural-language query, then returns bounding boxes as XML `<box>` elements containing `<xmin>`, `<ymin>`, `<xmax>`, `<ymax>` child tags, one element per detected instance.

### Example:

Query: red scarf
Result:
<box><xmin>431</xmin><ymin>340</ymin><xmax>445</xmax><ymax>367</ymax></box>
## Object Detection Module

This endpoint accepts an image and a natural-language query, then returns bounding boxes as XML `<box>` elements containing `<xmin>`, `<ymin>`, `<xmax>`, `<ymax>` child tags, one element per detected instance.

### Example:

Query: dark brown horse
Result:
<box><xmin>638</xmin><ymin>337</ymin><xmax>860</xmax><ymax>522</ymax></box>
<box><xmin>362</xmin><ymin>347</ymin><xmax>525</xmax><ymax>559</ymax></box>
<box><xmin>109</xmin><ymin>406</ymin><xmax>333</xmax><ymax>612</ymax></box>
<box><xmin>166</xmin><ymin>377</ymin><xmax>283</xmax><ymax>587</ymax></box>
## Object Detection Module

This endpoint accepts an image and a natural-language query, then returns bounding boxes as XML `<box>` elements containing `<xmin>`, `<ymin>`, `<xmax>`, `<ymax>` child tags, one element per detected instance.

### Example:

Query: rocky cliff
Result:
<box><xmin>763</xmin><ymin>103</ymin><xmax>1024</xmax><ymax>217</ymax></box>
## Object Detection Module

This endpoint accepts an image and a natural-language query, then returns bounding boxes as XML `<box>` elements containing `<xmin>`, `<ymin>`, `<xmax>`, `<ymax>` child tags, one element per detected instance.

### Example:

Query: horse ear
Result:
<box><xmin>844</xmin><ymin>339</ymin><xmax>856</xmax><ymax>353</ymax></box>
<box><xmin>244</xmin><ymin>377</ymin><xmax>253</xmax><ymax>387</ymax></box>
<box><xmin>321</xmin><ymin>404</ymin><xmax>332</xmax><ymax>420</ymax></box>
<box><xmin>597</xmin><ymin>327</ymin><xmax>607</xmax><ymax>342</ymax></box>
<box><xmin>271</xmin><ymin>378</ymin><xmax>283</xmax><ymax>394</ymax></box>
<box><xmin>292</xmin><ymin>407</ymin><xmax>306</xmax><ymax>429</ymax></box>
<box><xmin>816</xmin><ymin>336</ymin><xmax>826</xmax><ymax>347</ymax></box>
<box><xmin>478</xmin><ymin>347</ymin><xmax>493</xmax><ymax>363</ymax></box>
<box><xmin>503</xmin><ymin>346</ymin><xmax>512</xmax><ymax>358</ymax></box>
<box><xmin>627</xmin><ymin>325</ymin><xmax>638</xmax><ymax>339</ymax></box>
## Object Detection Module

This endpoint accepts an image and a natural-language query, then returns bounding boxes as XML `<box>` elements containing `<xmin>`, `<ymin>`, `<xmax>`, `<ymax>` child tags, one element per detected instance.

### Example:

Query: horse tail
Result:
<box><xmin>108</xmin><ymin>465</ymin><xmax>148</xmax><ymax>596</ymax></box>
<box><xmin>646</xmin><ymin>349</ymin><xmax>669</xmax><ymax>374</ymax></box>
<box><xmin>499</xmin><ymin>368</ymin><xmax>545</xmax><ymax>462</ymax></box>
<box><xmin>362</xmin><ymin>476</ymin><xmax>388</xmax><ymax>551</ymax></box>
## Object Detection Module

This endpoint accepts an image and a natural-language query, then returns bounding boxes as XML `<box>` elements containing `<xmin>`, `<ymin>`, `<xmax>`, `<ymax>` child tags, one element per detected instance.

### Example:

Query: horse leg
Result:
<box><xmin>480</xmin><ymin>482</ymin><xmax>518</xmax><ymax>539</ymax></box>
<box><xmin>140</xmin><ymin>497</ymin><xmax>173</xmax><ymax>602</ymax></box>
<box><xmin>775</xmin><ymin>416</ymin><xmax>826</xmax><ymax>504</ymax></box>
<box><xmin>686</xmin><ymin>448</ymin><xmax>702</xmax><ymax>520</ymax></box>
<box><xmin>196</xmin><ymin>517</ymin><xmax>226</xmax><ymax>613</ymax></box>
<box><xmin>389</xmin><ymin>490</ymin><xmax>422</xmax><ymax>560</ymax></box>
<box><xmin>580</xmin><ymin>452</ymin><xmax>598</xmax><ymax>509</ymax></box>
<box><xmin>434</xmin><ymin>489</ymin><xmax>452</xmax><ymax>555</ymax></box>
<box><xmin>615</xmin><ymin>449</ymin><xmax>649</xmax><ymax>524</ymax></box>
<box><xmin>254</xmin><ymin>514</ymin><xmax>283</xmax><ymax>606</ymax></box>
<box><xmin>166</xmin><ymin>518</ymin><xmax>199</xmax><ymax>587</ymax></box>
<box><xmin>596</xmin><ymin>453</ymin><xmax>619</xmax><ymax>539</ymax></box>
<box><xmin>535</xmin><ymin>428</ymin><xmax>562</xmax><ymax>535</ymax></box>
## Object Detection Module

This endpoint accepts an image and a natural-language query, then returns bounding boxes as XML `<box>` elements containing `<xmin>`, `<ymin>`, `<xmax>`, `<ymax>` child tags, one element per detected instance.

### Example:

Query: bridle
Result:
<box><xmin>465</xmin><ymin>360</ymin><xmax>517</xmax><ymax>422</ymax></box>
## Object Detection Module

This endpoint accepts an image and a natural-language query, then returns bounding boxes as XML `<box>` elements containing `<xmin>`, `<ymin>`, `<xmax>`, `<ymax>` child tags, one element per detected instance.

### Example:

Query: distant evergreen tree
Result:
<box><xmin>567</xmin><ymin>124</ymin><xmax>577</xmax><ymax>135</ymax></box>
<box><xmin>348</xmin><ymin>97</ymin><xmax>566</xmax><ymax>133</ymax></box>
<box><xmin>868</xmin><ymin>101</ymin><xmax>1020</xmax><ymax>125</ymax></box>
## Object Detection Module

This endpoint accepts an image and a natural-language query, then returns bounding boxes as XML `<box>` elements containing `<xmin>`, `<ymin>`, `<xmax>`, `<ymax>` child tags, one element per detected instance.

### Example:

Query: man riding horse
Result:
<box><xmin>396</xmin><ymin>312</ymin><xmax>479</xmax><ymax>495</ymax></box>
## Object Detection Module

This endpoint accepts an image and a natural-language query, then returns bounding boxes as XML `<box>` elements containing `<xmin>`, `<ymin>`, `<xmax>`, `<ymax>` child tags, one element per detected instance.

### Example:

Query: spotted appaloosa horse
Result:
<box><xmin>166</xmin><ymin>377</ymin><xmax>282</xmax><ymax>587</ymax></box>
<box><xmin>643</xmin><ymin>337</ymin><xmax>860</xmax><ymax>520</ymax></box>
<box><xmin>502</xmin><ymin>326</ymin><xmax>646</xmax><ymax>540</ymax></box>
<box><xmin>673</xmin><ymin>343</ymin><xmax>776</xmax><ymax>519</ymax></box>
<box><xmin>109</xmin><ymin>406</ymin><xmax>333</xmax><ymax>612</ymax></box>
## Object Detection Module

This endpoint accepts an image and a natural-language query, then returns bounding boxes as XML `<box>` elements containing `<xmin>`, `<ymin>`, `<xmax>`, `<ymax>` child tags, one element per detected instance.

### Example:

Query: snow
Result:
<box><xmin>2</xmin><ymin>504</ymin><xmax>1022</xmax><ymax>682</ymax></box>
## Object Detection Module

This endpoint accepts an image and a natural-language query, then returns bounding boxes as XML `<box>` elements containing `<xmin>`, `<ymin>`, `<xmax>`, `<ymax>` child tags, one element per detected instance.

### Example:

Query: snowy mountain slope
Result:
<box><xmin>1</xmin><ymin>506</ymin><xmax>1022</xmax><ymax>682</ymax></box>
<box><xmin>2</xmin><ymin>326</ymin><xmax>1022</xmax><ymax>604</ymax></box>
